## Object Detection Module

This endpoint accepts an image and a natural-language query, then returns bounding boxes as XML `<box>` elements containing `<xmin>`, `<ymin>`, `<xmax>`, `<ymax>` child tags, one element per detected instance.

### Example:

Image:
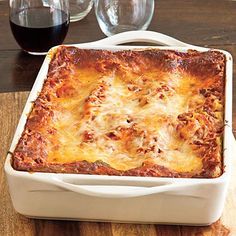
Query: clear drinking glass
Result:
<box><xmin>94</xmin><ymin>0</ymin><xmax>155</xmax><ymax>36</ymax></box>
<box><xmin>69</xmin><ymin>0</ymin><xmax>93</xmax><ymax>22</ymax></box>
<box><xmin>9</xmin><ymin>0</ymin><xmax>70</xmax><ymax>55</ymax></box>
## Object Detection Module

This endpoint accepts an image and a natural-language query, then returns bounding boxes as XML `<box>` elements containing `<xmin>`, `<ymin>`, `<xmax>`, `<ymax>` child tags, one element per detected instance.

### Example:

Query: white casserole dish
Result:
<box><xmin>4</xmin><ymin>31</ymin><xmax>234</xmax><ymax>225</ymax></box>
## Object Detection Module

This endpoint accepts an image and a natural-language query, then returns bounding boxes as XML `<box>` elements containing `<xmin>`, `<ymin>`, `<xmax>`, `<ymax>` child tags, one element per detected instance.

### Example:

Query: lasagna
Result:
<box><xmin>12</xmin><ymin>46</ymin><xmax>225</xmax><ymax>178</ymax></box>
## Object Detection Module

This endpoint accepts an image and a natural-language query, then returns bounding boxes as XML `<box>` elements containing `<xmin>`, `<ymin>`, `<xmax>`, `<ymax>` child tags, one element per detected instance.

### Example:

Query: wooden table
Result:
<box><xmin>0</xmin><ymin>0</ymin><xmax>235</xmax><ymax>235</ymax></box>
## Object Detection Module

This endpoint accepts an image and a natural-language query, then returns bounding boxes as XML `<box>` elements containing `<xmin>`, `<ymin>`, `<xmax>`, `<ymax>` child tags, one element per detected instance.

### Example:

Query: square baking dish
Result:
<box><xmin>4</xmin><ymin>31</ymin><xmax>234</xmax><ymax>225</ymax></box>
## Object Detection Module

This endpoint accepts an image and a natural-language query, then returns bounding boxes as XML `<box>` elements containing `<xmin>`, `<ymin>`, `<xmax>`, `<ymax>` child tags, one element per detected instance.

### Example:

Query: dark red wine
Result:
<box><xmin>10</xmin><ymin>7</ymin><xmax>69</xmax><ymax>53</ymax></box>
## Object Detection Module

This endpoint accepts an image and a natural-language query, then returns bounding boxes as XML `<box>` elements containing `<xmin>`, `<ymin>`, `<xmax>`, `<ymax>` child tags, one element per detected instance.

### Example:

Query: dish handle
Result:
<box><xmin>43</xmin><ymin>177</ymin><xmax>203</xmax><ymax>198</ymax></box>
<box><xmin>80</xmin><ymin>30</ymin><xmax>204</xmax><ymax>49</ymax></box>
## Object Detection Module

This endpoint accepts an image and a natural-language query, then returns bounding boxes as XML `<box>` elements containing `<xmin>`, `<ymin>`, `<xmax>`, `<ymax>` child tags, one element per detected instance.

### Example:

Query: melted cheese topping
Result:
<box><xmin>46</xmin><ymin>66</ymin><xmax>204</xmax><ymax>173</ymax></box>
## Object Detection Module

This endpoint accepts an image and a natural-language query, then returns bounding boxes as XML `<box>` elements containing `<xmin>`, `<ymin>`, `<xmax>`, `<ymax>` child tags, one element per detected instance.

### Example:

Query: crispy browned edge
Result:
<box><xmin>11</xmin><ymin>46</ymin><xmax>226</xmax><ymax>178</ymax></box>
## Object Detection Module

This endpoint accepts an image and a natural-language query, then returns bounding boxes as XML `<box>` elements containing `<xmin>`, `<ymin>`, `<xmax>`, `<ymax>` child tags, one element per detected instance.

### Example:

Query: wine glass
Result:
<box><xmin>69</xmin><ymin>0</ymin><xmax>93</xmax><ymax>22</ymax></box>
<box><xmin>9</xmin><ymin>0</ymin><xmax>70</xmax><ymax>55</ymax></box>
<box><xmin>94</xmin><ymin>0</ymin><xmax>154</xmax><ymax>36</ymax></box>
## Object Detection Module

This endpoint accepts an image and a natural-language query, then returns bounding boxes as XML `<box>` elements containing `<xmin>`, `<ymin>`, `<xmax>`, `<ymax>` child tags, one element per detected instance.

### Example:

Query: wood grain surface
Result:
<box><xmin>0</xmin><ymin>92</ymin><xmax>235</xmax><ymax>236</ymax></box>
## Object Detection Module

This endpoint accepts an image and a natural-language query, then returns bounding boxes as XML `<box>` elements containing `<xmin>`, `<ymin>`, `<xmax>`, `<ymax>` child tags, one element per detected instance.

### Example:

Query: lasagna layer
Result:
<box><xmin>12</xmin><ymin>46</ymin><xmax>225</xmax><ymax>178</ymax></box>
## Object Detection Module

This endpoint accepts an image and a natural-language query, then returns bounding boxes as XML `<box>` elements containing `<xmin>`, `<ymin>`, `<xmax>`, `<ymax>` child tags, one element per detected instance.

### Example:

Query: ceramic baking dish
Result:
<box><xmin>5</xmin><ymin>31</ymin><xmax>235</xmax><ymax>225</ymax></box>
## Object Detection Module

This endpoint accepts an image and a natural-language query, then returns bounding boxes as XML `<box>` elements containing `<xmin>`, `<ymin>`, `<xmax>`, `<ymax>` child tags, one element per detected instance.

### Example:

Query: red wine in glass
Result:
<box><xmin>10</xmin><ymin>5</ymin><xmax>69</xmax><ymax>55</ymax></box>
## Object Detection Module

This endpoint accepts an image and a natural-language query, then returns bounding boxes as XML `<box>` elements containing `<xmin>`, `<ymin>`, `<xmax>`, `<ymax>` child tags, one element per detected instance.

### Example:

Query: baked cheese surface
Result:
<box><xmin>12</xmin><ymin>47</ymin><xmax>225</xmax><ymax>177</ymax></box>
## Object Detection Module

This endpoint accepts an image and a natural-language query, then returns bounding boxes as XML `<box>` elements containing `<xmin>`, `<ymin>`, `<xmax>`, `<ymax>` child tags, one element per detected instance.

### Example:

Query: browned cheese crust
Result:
<box><xmin>12</xmin><ymin>47</ymin><xmax>225</xmax><ymax>178</ymax></box>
